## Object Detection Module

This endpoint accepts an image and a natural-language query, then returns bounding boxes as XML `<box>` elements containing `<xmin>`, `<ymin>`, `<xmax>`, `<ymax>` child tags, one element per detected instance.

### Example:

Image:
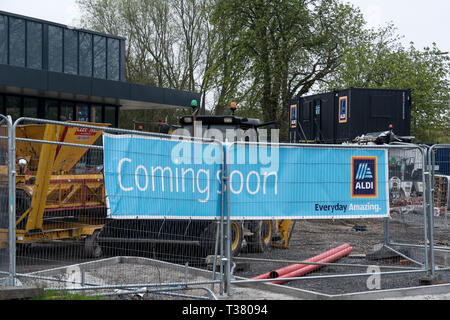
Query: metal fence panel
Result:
<box><xmin>6</xmin><ymin>117</ymin><xmax>224</xmax><ymax>299</ymax></box>
<box><xmin>3</xmin><ymin>115</ymin><xmax>446</xmax><ymax>298</ymax></box>
<box><xmin>429</xmin><ymin>144</ymin><xmax>450</xmax><ymax>274</ymax></box>
<box><xmin>225</xmin><ymin>142</ymin><xmax>432</xmax><ymax>295</ymax></box>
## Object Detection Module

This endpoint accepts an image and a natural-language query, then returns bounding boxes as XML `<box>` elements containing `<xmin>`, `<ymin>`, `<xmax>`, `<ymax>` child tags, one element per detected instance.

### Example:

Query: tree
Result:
<box><xmin>208</xmin><ymin>0</ymin><xmax>366</xmax><ymax>140</ymax></box>
<box><xmin>323</xmin><ymin>23</ymin><xmax>450</xmax><ymax>142</ymax></box>
<box><xmin>77</xmin><ymin>0</ymin><xmax>215</xmax><ymax>128</ymax></box>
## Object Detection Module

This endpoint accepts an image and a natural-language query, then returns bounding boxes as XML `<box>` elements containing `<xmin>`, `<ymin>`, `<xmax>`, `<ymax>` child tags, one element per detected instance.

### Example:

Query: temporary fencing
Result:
<box><xmin>0</xmin><ymin>115</ymin><xmax>448</xmax><ymax>298</ymax></box>
<box><xmin>224</xmin><ymin>141</ymin><xmax>445</xmax><ymax>294</ymax></box>
<box><xmin>0</xmin><ymin>117</ymin><xmax>225</xmax><ymax>299</ymax></box>
<box><xmin>427</xmin><ymin>144</ymin><xmax>450</xmax><ymax>275</ymax></box>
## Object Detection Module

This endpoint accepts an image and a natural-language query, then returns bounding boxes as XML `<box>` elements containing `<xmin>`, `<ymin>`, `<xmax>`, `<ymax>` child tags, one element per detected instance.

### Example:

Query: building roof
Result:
<box><xmin>0</xmin><ymin>10</ymin><xmax>200</xmax><ymax>110</ymax></box>
<box><xmin>0</xmin><ymin>64</ymin><xmax>199</xmax><ymax>109</ymax></box>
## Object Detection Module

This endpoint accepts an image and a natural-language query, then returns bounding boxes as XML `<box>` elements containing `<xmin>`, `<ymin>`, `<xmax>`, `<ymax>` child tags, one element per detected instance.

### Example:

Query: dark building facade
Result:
<box><xmin>0</xmin><ymin>10</ymin><xmax>199</xmax><ymax>127</ymax></box>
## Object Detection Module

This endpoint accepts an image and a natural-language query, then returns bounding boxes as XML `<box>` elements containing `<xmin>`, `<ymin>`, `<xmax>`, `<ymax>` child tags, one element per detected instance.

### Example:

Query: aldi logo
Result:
<box><xmin>338</xmin><ymin>96</ymin><xmax>348</xmax><ymax>123</ymax></box>
<box><xmin>351</xmin><ymin>156</ymin><xmax>377</xmax><ymax>198</ymax></box>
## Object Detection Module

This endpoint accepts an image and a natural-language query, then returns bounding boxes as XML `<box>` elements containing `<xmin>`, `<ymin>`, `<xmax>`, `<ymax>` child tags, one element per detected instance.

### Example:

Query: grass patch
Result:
<box><xmin>35</xmin><ymin>289</ymin><xmax>106</xmax><ymax>300</ymax></box>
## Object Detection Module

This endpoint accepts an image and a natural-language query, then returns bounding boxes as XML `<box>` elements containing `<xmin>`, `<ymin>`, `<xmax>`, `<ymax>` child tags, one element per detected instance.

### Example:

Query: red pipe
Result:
<box><xmin>251</xmin><ymin>243</ymin><xmax>352</xmax><ymax>281</ymax></box>
<box><xmin>272</xmin><ymin>245</ymin><xmax>353</xmax><ymax>284</ymax></box>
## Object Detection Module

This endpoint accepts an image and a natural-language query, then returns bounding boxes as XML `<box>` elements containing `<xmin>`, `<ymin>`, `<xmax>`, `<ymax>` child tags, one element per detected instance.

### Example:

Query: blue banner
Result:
<box><xmin>103</xmin><ymin>134</ymin><xmax>389</xmax><ymax>220</ymax></box>
<box><xmin>226</xmin><ymin>145</ymin><xmax>389</xmax><ymax>219</ymax></box>
<box><xmin>103</xmin><ymin>134</ymin><xmax>223</xmax><ymax>219</ymax></box>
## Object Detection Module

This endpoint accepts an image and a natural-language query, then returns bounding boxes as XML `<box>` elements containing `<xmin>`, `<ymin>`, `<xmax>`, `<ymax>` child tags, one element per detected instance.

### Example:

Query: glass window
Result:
<box><xmin>0</xmin><ymin>15</ymin><xmax>7</xmax><ymax>65</ymax></box>
<box><xmin>64</xmin><ymin>29</ymin><xmax>78</xmax><ymax>75</ymax></box>
<box><xmin>104</xmin><ymin>106</ymin><xmax>116</xmax><ymax>126</ymax></box>
<box><xmin>91</xmin><ymin>105</ymin><xmax>102</xmax><ymax>123</ymax></box>
<box><xmin>45</xmin><ymin>100</ymin><xmax>59</xmax><ymax>120</ymax></box>
<box><xmin>23</xmin><ymin>98</ymin><xmax>38</xmax><ymax>118</ymax></box>
<box><xmin>93</xmin><ymin>35</ymin><xmax>106</xmax><ymax>79</ymax></box>
<box><xmin>48</xmin><ymin>25</ymin><xmax>63</xmax><ymax>72</ymax></box>
<box><xmin>5</xmin><ymin>96</ymin><xmax>21</xmax><ymax>121</ymax></box>
<box><xmin>79</xmin><ymin>32</ymin><xmax>92</xmax><ymax>77</ymax></box>
<box><xmin>9</xmin><ymin>18</ymin><xmax>25</xmax><ymax>67</ymax></box>
<box><xmin>60</xmin><ymin>101</ymin><xmax>74</xmax><ymax>121</ymax></box>
<box><xmin>76</xmin><ymin>104</ymin><xmax>89</xmax><ymax>122</ymax></box>
<box><xmin>107</xmin><ymin>38</ymin><xmax>120</xmax><ymax>81</ymax></box>
<box><xmin>26</xmin><ymin>21</ymin><xmax>42</xmax><ymax>70</ymax></box>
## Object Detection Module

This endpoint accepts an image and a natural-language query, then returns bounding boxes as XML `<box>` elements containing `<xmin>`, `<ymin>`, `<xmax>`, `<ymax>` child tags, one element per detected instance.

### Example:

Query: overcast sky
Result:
<box><xmin>345</xmin><ymin>0</ymin><xmax>450</xmax><ymax>53</ymax></box>
<box><xmin>0</xmin><ymin>0</ymin><xmax>449</xmax><ymax>54</ymax></box>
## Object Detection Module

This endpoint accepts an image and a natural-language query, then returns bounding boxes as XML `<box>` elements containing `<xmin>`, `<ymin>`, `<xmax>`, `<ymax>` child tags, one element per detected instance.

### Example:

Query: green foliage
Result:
<box><xmin>323</xmin><ymin>23</ymin><xmax>450</xmax><ymax>142</ymax></box>
<box><xmin>208</xmin><ymin>0</ymin><xmax>366</xmax><ymax>140</ymax></box>
<box><xmin>35</xmin><ymin>290</ymin><xmax>105</xmax><ymax>300</ymax></box>
<box><xmin>77</xmin><ymin>0</ymin><xmax>213</xmax><ymax>127</ymax></box>
<box><xmin>77</xmin><ymin>0</ymin><xmax>449</xmax><ymax>142</ymax></box>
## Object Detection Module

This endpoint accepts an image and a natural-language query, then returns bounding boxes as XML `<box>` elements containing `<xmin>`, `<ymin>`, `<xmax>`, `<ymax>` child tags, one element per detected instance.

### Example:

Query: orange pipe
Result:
<box><xmin>272</xmin><ymin>245</ymin><xmax>353</xmax><ymax>284</ymax></box>
<box><xmin>251</xmin><ymin>243</ymin><xmax>352</xmax><ymax>281</ymax></box>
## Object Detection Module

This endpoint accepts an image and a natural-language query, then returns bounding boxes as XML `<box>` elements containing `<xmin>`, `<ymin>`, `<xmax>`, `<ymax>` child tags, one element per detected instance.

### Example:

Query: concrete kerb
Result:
<box><xmin>0</xmin><ymin>286</ymin><xmax>44</xmax><ymax>300</ymax></box>
<box><xmin>229</xmin><ymin>274</ymin><xmax>450</xmax><ymax>300</ymax></box>
<box><xmin>10</xmin><ymin>256</ymin><xmax>450</xmax><ymax>300</ymax></box>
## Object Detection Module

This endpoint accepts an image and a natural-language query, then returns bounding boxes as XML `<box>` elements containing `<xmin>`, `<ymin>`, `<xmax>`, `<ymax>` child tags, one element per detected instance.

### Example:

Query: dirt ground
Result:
<box><xmin>232</xmin><ymin>210</ymin><xmax>450</xmax><ymax>295</ymax></box>
<box><xmin>5</xmin><ymin>208</ymin><xmax>450</xmax><ymax>298</ymax></box>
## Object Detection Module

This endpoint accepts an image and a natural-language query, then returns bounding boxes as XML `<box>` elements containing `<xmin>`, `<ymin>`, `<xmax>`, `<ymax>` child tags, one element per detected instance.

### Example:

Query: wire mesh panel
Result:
<box><xmin>12</xmin><ymin>120</ymin><xmax>107</xmax><ymax>280</ymax></box>
<box><xmin>225</xmin><ymin>142</ymin><xmax>431</xmax><ymax>295</ymax></box>
<box><xmin>430</xmin><ymin>145</ymin><xmax>450</xmax><ymax>273</ymax></box>
<box><xmin>8</xmin><ymin>118</ymin><xmax>223</xmax><ymax>299</ymax></box>
<box><xmin>0</xmin><ymin>115</ymin><xmax>9</xmax><ymax>286</ymax></box>
<box><xmin>384</xmin><ymin>146</ymin><xmax>428</xmax><ymax>263</ymax></box>
<box><xmin>100</xmin><ymin>132</ymin><xmax>225</xmax><ymax>274</ymax></box>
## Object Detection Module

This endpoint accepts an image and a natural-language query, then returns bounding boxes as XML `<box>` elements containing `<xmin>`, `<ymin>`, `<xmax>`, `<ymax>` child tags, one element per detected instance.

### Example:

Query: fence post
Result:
<box><xmin>224</xmin><ymin>143</ymin><xmax>232</xmax><ymax>296</ymax></box>
<box><xmin>428</xmin><ymin>146</ymin><xmax>436</xmax><ymax>277</ymax></box>
<box><xmin>422</xmin><ymin>145</ymin><xmax>437</xmax><ymax>281</ymax></box>
<box><xmin>7</xmin><ymin>116</ymin><xmax>16</xmax><ymax>286</ymax></box>
<box><xmin>216</xmin><ymin>140</ymin><xmax>226</xmax><ymax>296</ymax></box>
<box><xmin>421</xmin><ymin>146</ymin><xmax>429</xmax><ymax>272</ymax></box>
<box><xmin>426</xmin><ymin>144</ymin><xmax>449</xmax><ymax>279</ymax></box>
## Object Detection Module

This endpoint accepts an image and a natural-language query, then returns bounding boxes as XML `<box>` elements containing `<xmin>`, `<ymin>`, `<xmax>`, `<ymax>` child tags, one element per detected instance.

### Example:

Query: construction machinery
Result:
<box><xmin>176</xmin><ymin>101</ymin><xmax>295</xmax><ymax>255</ymax></box>
<box><xmin>1</xmin><ymin>104</ymin><xmax>295</xmax><ymax>261</ymax></box>
<box><xmin>175</xmin><ymin>101</ymin><xmax>294</xmax><ymax>254</ymax></box>
<box><xmin>0</xmin><ymin>121</ymin><xmax>109</xmax><ymax>257</ymax></box>
<box><xmin>99</xmin><ymin>101</ymin><xmax>295</xmax><ymax>257</ymax></box>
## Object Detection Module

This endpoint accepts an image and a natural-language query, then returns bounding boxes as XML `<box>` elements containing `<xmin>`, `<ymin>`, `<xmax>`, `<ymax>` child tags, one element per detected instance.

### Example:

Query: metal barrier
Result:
<box><xmin>428</xmin><ymin>144</ymin><xmax>450</xmax><ymax>274</ymax></box>
<box><xmin>224</xmin><ymin>141</ymin><xmax>438</xmax><ymax>295</ymax></box>
<box><xmin>1</xmin><ymin>117</ymin><xmax>225</xmax><ymax>299</ymax></box>
<box><xmin>2</xmin><ymin>115</ymin><xmax>448</xmax><ymax>298</ymax></box>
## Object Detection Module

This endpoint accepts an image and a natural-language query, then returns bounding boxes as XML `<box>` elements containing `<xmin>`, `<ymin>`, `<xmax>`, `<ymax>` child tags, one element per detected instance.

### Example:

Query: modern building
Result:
<box><xmin>0</xmin><ymin>10</ymin><xmax>199</xmax><ymax>127</ymax></box>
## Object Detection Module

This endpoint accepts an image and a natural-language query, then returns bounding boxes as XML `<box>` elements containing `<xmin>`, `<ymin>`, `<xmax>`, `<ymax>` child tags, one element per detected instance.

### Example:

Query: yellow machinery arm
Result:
<box><xmin>25</xmin><ymin>124</ymin><xmax>61</xmax><ymax>232</ymax></box>
<box><xmin>272</xmin><ymin>219</ymin><xmax>295</xmax><ymax>249</ymax></box>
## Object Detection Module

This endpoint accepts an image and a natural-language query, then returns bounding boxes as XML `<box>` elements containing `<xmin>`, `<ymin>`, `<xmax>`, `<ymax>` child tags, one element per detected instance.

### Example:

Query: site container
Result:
<box><xmin>289</xmin><ymin>88</ymin><xmax>411</xmax><ymax>144</ymax></box>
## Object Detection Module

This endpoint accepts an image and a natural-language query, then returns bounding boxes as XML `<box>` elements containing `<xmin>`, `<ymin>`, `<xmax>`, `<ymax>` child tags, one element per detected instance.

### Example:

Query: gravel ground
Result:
<box><xmin>7</xmin><ymin>208</ymin><xmax>450</xmax><ymax>299</ymax></box>
<box><xmin>232</xmin><ymin>211</ymin><xmax>450</xmax><ymax>295</ymax></box>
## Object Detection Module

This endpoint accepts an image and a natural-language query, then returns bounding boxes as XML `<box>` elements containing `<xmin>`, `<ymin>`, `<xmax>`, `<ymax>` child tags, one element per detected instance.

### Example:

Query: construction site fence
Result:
<box><xmin>0</xmin><ymin>116</ymin><xmax>448</xmax><ymax>298</ymax></box>
<box><xmin>0</xmin><ymin>117</ymin><xmax>225</xmax><ymax>300</ymax></box>
<box><xmin>224</xmin><ymin>141</ymin><xmax>446</xmax><ymax>294</ymax></box>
